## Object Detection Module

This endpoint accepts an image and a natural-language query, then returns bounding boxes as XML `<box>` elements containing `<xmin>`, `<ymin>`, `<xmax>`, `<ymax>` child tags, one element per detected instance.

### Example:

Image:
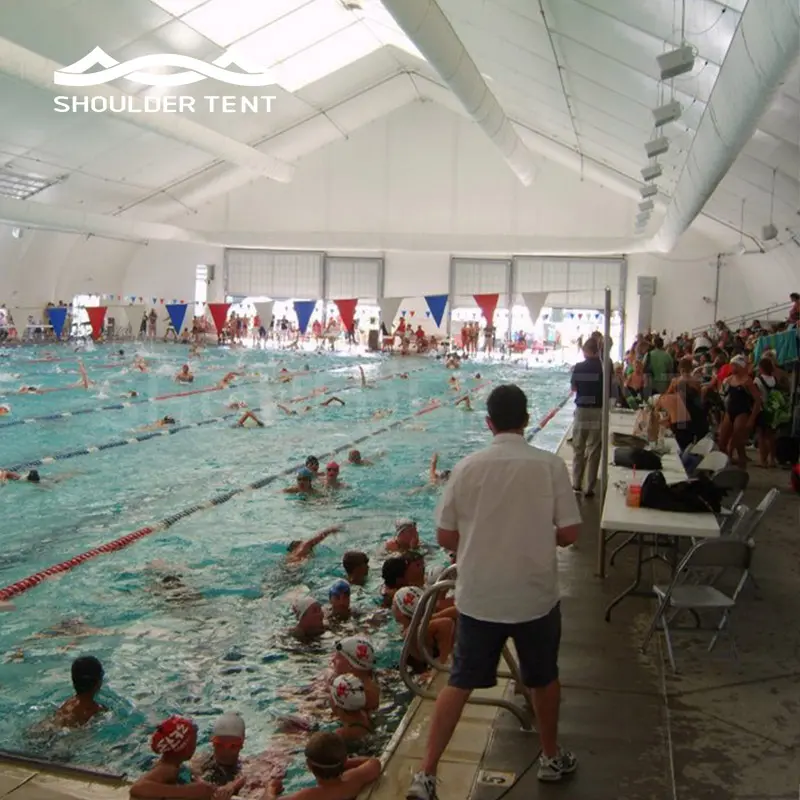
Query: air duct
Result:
<box><xmin>380</xmin><ymin>0</ymin><xmax>537</xmax><ymax>186</ymax></box>
<box><xmin>651</xmin><ymin>0</ymin><xmax>800</xmax><ymax>252</ymax></box>
<box><xmin>0</xmin><ymin>37</ymin><xmax>294</xmax><ymax>183</ymax></box>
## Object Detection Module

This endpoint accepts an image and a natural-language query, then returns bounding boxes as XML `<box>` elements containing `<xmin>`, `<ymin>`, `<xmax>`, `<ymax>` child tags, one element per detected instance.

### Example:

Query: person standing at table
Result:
<box><xmin>571</xmin><ymin>337</ymin><xmax>605</xmax><ymax>498</ymax></box>
<box><xmin>406</xmin><ymin>385</ymin><xmax>581</xmax><ymax>800</ymax></box>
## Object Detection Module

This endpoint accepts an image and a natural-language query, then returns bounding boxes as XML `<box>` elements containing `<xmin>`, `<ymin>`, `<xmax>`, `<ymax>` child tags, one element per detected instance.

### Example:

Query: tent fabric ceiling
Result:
<box><xmin>0</xmin><ymin>0</ymin><xmax>796</xmax><ymax>247</ymax></box>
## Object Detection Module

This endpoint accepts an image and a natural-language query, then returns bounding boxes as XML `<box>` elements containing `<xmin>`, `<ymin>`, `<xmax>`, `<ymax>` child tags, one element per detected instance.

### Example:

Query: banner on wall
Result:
<box><xmin>125</xmin><ymin>304</ymin><xmax>147</xmax><ymax>332</ymax></box>
<box><xmin>46</xmin><ymin>306</ymin><xmax>68</xmax><ymax>339</ymax></box>
<box><xmin>334</xmin><ymin>299</ymin><xmax>358</xmax><ymax>332</ymax></box>
<box><xmin>378</xmin><ymin>297</ymin><xmax>403</xmax><ymax>330</ymax></box>
<box><xmin>85</xmin><ymin>306</ymin><xmax>107</xmax><ymax>340</ymax></box>
<box><xmin>253</xmin><ymin>301</ymin><xmax>274</xmax><ymax>332</ymax></box>
<box><xmin>424</xmin><ymin>295</ymin><xmax>448</xmax><ymax>328</ymax></box>
<box><xmin>293</xmin><ymin>300</ymin><xmax>317</xmax><ymax>335</ymax></box>
<box><xmin>473</xmin><ymin>293</ymin><xmax>499</xmax><ymax>324</ymax></box>
<box><xmin>521</xmin><ymin>292</ymin><xmax>549</xmax><ymax>324</ymax></box>
<box><xmin>207</xmin><ymin>302</ymin><xmax>231</xmax><ymax>332</ymax></box>
<box><xmin>165</xmin><ymin>303</ymin><xmax>188</xmax><ymax>335</ymax></box>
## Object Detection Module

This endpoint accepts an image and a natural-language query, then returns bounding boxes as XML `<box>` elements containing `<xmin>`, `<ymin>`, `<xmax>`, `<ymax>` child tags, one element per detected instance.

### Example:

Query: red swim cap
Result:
<box><xmin>151</xmin><ymin>716</ymin><xmax>196</xmax><ymax>756</ymax></box>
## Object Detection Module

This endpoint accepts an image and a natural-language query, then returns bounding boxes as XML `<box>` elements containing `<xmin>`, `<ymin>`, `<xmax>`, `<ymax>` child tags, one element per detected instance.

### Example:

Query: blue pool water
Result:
<box><xmin>0</xmin><ymin>343</ymin><xmax>570</xmax><ymax>790</ymax></box>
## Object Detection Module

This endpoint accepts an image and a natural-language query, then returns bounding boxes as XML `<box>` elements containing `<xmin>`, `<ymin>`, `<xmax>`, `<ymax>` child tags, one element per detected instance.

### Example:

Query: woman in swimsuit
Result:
<box><xmin>718</xmin><ymin>356</ymin><xmax>761</xmax><ymax>468</ymax></box>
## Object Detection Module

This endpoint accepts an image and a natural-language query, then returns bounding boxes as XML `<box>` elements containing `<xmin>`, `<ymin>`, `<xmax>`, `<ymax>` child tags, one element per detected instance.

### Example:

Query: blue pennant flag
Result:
<box><xmin>46</xmin><ymin>306</ymin><xmax>68</xmax><ymax>339</ymax></box>
<box><xmin>424</xmin><ymin>295</ymin><xmax>448</xmax><ymax>328</ymax></box>
<box><xmin>166</xmin><ymin>303</ymin><xmax>188</xmax><ymax>334</ymax></box>
<box><xmin>293</xmin><ymin>300</ymin><xmax>317</xmax><ymax>335</ymax></box>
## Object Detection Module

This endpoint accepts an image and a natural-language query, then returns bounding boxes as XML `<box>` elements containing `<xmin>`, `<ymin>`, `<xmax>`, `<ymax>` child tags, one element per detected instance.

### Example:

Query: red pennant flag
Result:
<box><xmin>334</xmin><ymin>299</ymin><xmax>358</xmax><ymax>331</ymax></box>
<box><xmin>473</xmin><ymin>293</ymin><xmax>499</xmax><ymax>324</ymax></box>
<box><xmin>208</xmin><ymin>302</ymin><xmax>231</xmax><ymax>332</ymax></box>
<box><xmin>85</xmin><ymin>306</ymin><xmax>107</xmax><ymax>340</ymax></box>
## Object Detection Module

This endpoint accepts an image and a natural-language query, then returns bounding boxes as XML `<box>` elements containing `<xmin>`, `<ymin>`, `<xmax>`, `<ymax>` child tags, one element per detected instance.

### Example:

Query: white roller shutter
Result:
<box><xmin>452</xmin><ymin>259</ymin><xmax>510</xmax><ymax>305</ymax></box>
<box><xmin>325</xmin><ymin>257</ymin><xmax>381</xmax><ymax>301</ymax></box>
<box><xmin>225</xmin><ymin>249</ymin><xmax>323</xmax><ymax>298</ymax></box>
<box><xmin>513</xmin><ymin>257</ymin><xmax>623</xmax><ymax>309</ymax></box>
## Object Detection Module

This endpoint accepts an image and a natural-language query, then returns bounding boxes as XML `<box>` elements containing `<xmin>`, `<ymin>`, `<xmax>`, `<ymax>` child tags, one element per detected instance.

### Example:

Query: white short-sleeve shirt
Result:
<box><xmin>436</xmin><ymin>433</ymin><xmax>581</xmax><ymax>624</ymax></box>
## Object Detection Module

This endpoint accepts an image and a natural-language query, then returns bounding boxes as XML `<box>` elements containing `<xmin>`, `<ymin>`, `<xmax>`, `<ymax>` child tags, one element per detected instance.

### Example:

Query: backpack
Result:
<box><xmin>640</xmin><ymin>471</ymin><xmax>723</xmax><ymax>513</ymax></box>
<box><xmin>613</xmin><ymin>447</ymin><xmax>663</xmax><ymax>471</ymax></box>
<box><xmin>756</xmin><ymin>379</ymin><xmax>791</xmax><ymax>429</ymax></box>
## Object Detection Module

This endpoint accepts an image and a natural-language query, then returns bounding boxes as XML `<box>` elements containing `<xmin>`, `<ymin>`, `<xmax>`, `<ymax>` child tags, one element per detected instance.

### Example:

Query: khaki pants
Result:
<box><xmin>572</xmin><ymin>407</ymin><xmax>603</xmax><ymax>493</ymax></box>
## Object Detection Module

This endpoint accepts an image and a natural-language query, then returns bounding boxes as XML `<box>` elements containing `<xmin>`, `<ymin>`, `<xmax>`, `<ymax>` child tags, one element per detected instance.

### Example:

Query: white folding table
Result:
<box><xmin>601</xmin><ymin>410</ymin><xmax>719</xmax><ymax>620</ymax></box>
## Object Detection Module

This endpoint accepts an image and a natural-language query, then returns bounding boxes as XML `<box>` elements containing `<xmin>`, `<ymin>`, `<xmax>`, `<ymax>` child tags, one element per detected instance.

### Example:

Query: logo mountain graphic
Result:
<box><xmin>53</xmin><ymin>47</ymin><xmax>276</xmax><ymax>87</ymax></box>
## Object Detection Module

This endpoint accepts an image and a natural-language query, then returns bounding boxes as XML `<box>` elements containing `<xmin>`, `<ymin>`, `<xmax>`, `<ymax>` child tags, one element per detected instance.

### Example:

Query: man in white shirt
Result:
<box><xmin>407</xmin><ymin>385</ymin><xmax>582</xmax><ymax>800</ymax></box>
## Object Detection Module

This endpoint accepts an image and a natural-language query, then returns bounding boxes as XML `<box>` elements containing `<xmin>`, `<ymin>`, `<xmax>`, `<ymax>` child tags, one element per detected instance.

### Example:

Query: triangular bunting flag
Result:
<box><xmin>46</xmin><ymin>306</ymin><xmax>68</xmax><ymax>339</ymax></box>
<box><xmin>293</xmin><ymin>300</ymin><xmax>317</xmax><ymax>335</ymax></box>
<box><xmin>424</xmin><ymin>295</ymin><xmax>448</xmax><ymax>328</ymax></box>
<box><xmin>166</xmin><ymin>303</ymin><xmax>188</xmax><ymax>334</ymax></box>
<box><xmin>521</xmin><ymin>292</ymin><xmax>549</xmax><ymax>324</ymax></box>
<box><xmin>253</xmin><ymin>301</ymin><xmax>274</xmax><ymax>331</ymax></box>
<box><xmin>207</xmin><ymin>302</ymin><xmax>230</xmax><ymax>333</ymax></box>
<box><xmin>378</xmin><ymin>298</ymin><xmax>402</xmax><ymax>331</ymax></box>
<box><xmin>473</xmin><ymin>293</ymin><xmax>499</xmax><ymax>324</ymax></box>
<box><xmin>85</xmin><ymin>306</ymin><xmax>107</xmax><ymax>340</ymax></box>
<box><xmin>334</xmin><ymin>299</ymin><xmax>358</xmax><ymax>332</ymax></box>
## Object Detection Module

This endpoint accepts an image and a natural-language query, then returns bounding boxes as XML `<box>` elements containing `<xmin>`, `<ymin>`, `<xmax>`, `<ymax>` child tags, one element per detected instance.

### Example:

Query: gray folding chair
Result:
<box><xmin>641</xmin><ymin>538</ymin><xmax>754</xmax><ymax>672</ymax></box>
<box><xmin>711</xmin><ymin>466</ymin><xmax>750</xmax><ymax>517</ymax></box>
<box><xmin>737</xmin><ymin>488</ymin><xmax>780</xmax><ymax>542</ymax></box>
<box><xmin>687</xmin><ymin>436</ymin><xmax>714</xmax><ymax>457</ymax></box>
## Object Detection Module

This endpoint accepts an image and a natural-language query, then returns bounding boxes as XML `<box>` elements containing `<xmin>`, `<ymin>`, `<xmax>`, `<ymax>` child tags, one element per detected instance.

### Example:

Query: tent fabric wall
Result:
<box><xmin>225</xmin><ymin>249</ymin><xmax>323</xmax><ymax>299</ymax></box>
<box><xmin>325</xmin><ymin>257</ymin><xmax>381</xmax><ymax>300</ymax></box>
<box><xmin>513</xmin><ymin>257</ymin><xmax>624</xmax><ymax>309</ymax></box>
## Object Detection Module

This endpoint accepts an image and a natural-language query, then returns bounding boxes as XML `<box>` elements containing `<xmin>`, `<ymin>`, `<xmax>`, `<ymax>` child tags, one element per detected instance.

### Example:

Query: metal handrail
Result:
<box><xmin>399</xmin><ymin>570</ymin><xmax>534</xmax><ymax>730</ymax></box>
<box><xmin>689</xmin><ymin>301</ymin><xmax>793</xmax><ymax>337</ymax></box>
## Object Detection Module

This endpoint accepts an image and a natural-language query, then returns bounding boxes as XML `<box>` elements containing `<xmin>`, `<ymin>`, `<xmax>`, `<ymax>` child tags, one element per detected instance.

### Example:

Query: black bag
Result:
<box><xmin>613</xmin><ymin>447</ymin><xmax>662</xmax><ymax>471</ymax></box>
<box><xmin>612</xmin><ymin>433</ymin><xmax>648</xmax><ymax>449</ymax></box>
<box><xmin>640</xmin><ymin>471</ymin><xmax>723</xmax><ymax>514</ymax></box>
<box><xmin>775</xmin><ymin>435</ymin><xmax>799</xmax><ymax>466</ymax></box>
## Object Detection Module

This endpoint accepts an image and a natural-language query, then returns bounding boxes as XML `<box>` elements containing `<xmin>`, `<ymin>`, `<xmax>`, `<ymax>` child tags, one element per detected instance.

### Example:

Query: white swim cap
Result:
<box><xmin>335</xmin><ymin>636</ymin><xmax>375</xmax><ymax>671</ymax></box>
<box><xmin>292</xmin><ymin>596</ymin><xmax>319</xmax><ymax>621</ymax></box>
<box><xmin>330</xmin><ymin>675</ymin><xmax>366</xmax><ymax>712</ymax></box>
<box><xmin>395</xmin><ymin>518</ymin><xmax>416</xmax><ymax>535</ymax></box>
<box><xmin>212</xmin><ymin>712</ymin><xmax>245</xmax><ymax>740</ymax></box>
<box><xmin>393</xmin><ymin>585</ymin><xmax>423</xmax><ymax>618</ymax></box>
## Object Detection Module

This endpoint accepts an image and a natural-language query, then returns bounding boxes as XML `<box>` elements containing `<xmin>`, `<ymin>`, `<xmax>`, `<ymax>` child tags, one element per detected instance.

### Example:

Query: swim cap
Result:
<box><xmin>393</xmin><ymin>585</ymin><xmax>423</xmax><ymax>618</ymax></box>
<box><xmin>330</xmin><ymin>675</ymin><xmax>366</xmax><ymax>712</ymax></box>
<box><xmin>293</xmin><ymin>596</ymin><xmax>319</xmax><ymax>621</ymax></box>
<box><xmin>326</xmin><ymin>461</ymin><xmax>339</xmax><ymax>472</ymax></box>
<box><xmin>335</xmin><ymin>636</ymin><xmax>375</xmax><ymax>671</ymax></box>
<box><xmin>395</xmin><ymin>519</ymin><xmax>416</xmax><ymax>535</ymax></box>
<box><xmin>212</xmin><ymin>712</ymin><xmax>245</xmax><ymax>740</ymax></box>
<box><xmin>297</xmin><ymin>467</ymin><xmax>313</xmax><ymax>479</ymax></box>
<box><xmin>329</xmin><ymin>579</ymin><xmax>351</xmax><ymax>599</ymax></box>
<box><xmin>0</xmin><ymin>404</ymin><xmax>10</xmax><ymax>414</ymax></box>
<box><xmin>26</xmin><ymin>470</ymin><xmax>40</xmax><ymax>483</ymax></box>
<box><xmin>731</xmin><ymin>355</ymin><xmax>748</xmax><ymax>367</ymax></box>
<box><xmin>151</xmin><ymin>716</ymin><xmax>195</xmax><ymax>756</ymax></box>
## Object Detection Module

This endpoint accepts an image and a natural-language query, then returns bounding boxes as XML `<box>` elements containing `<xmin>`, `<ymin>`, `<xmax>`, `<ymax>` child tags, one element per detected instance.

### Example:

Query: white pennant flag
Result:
<box><xmin>253</xmin><ymin>301</ymin><xmax>274</xmax><ymax>331</ymax></box>
<box><xmin>521</xmin><ymin>292</ymin><xmax>549</xmax><ymax>324</ymax></box>
<box><xmin>378</xmin><ymin>297</ymin><xmax>403</xmax><ymax>330</ymax></box>
<box><xmin>125</xmin><ymin>304</ymin><xmax>147</xmax><ymax>333</ymax></box>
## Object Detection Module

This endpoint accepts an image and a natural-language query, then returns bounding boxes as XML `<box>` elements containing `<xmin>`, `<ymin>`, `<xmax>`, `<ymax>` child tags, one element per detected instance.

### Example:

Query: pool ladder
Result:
<box><xmin>399</xmin><ymin>565</ymin><xmax>535</xmax><ymax>730</ymax></box>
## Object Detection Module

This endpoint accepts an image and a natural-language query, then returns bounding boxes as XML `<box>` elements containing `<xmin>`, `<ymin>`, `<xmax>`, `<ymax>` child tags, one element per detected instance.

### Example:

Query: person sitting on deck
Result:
<box><xmin>54</xmin><ymin>655</ymin><xmax>107</xmax><ymax>728</ymax></box>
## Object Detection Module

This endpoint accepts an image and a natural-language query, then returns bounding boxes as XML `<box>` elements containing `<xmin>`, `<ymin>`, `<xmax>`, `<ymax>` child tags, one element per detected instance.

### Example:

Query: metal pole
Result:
<box><xmin>321</xmin><ymin>254</ymin><xmax>329</xmax><ymax>325</ymax></box>
<box><xmin>506</xmin><ymin>258</ymin><xmax>515</xmax><ymax>345</ymax></box>
<box><xmin>597</xmin><ymin>286</ymin><xmax>612</xmax><ymax>578</ymax></box>
<box><xmin>712</xmin><ymin>253</ymin><xmax>721</xmax><ymax>325</ymax></box>
<box><xmin>446</xmin><ymin>256</ymin><xmax>455</xmax><ymax>340</ymax></box>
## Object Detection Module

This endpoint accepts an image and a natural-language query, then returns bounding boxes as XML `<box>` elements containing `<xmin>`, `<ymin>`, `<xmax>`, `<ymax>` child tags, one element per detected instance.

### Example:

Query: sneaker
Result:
<box><xmin>584</xmin><ymin>490</ymin><xmax>595</xmax><ymax>498</ymax></box>
<box><xmin>407</xmin><ymin>771</ymin><xmax>438</xmax><ymax>800</ymax></box>
<box><xmin>537</xmin><ymin>749</ymin><xmax>578</xmax><ymax>782</ymax></box>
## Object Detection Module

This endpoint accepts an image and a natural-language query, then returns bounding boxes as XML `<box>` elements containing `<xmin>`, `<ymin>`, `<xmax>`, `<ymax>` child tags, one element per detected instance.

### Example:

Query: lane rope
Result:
<box><xmin>0</xmin><ymin>379</ymin><xmax>485</xmax><ymax>603</ymax></box>
<box><xmin>525</xmin><ymin>393</ymin><xmax>572</xmax><ymax>442</ymax></box>
<box><xmin>2</xmin><ymin>367</ymin><xmax>427</xmax><ymax>473</ymax></box>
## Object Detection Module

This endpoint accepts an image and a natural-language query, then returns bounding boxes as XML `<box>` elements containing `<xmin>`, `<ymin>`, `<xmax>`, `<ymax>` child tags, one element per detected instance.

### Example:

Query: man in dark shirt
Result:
<box><xmin>570</xmin><ymin>337</ymin><xmax>604</xmax><ymax>498</ymax></box>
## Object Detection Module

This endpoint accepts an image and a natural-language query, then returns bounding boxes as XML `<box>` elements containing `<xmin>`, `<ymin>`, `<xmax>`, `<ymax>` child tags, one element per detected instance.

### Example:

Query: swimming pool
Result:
<box><xmin>0</xmin><ymin>343</ymin><xmax>571</xmax><ymax>792</ymax></box>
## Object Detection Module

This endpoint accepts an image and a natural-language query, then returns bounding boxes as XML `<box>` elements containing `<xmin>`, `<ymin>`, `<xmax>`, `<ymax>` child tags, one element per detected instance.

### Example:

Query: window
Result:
<box><xmin>195</xmin><ymin>265</ymin><xmax>208</xmax><ymax>318</ymax></box>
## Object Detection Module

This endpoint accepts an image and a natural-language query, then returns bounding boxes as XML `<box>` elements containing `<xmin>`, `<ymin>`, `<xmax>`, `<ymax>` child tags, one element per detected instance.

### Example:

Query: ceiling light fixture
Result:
<box><xmin>645</xmin><ymin>136</ymin><xmax>670</xmax><ymax>158</ymax></box>
<box><xmin>652</xmin><ymin>99</ymin><xmax>682</xmax><ymax>127</ymax></box>
<box><xmin>640</xmin><ymin>184</ymin><xmax>658</xmax><ymax>199</ymax></box>
<box><xmin>0</xmin><ymin>167</ymin><xmax>59</xmax><ymax>201</ymax></box>
<box><xmin>641</xmin><ymin>164</ymin><xmax>663</xmax><ymax>181</ymax></box>
<box><xmin>639</xmin><ymin>200</ymin><xmax>654</xmax><ymax>212</ymax></box>
<box><xmin>657</xmin><ymin>45</ymin><xmax>695</xmax><ymax>80</ymax></box>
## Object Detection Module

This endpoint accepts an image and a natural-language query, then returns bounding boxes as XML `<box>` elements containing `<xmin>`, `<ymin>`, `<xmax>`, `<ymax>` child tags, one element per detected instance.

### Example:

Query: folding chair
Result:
<box><xmin>734</xmin><ymin>488</ymin><xmax>779</xmax><ymax>543</ymax></box>
<box><xmin>641</xmin><ymin>538</ymin><xmax>753</xmax><ymax>672</ymax></box>
<box><xmin>711</xmin><ymin>466</ymin><xmax>750</xmax><ymax>514</ymax></box>
<box><xmin>687</xmin><ymin>436</ymin><xmax>715</xmax><ymax>457</ymax></box>
<box><xmin>696</xmin><ymin>450</ymin><xmax>729</xmax><ymax>473</ymax></box>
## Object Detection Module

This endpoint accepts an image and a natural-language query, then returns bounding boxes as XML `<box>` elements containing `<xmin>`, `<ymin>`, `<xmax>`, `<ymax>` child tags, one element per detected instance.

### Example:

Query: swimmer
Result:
<box><xmin>175</xmin><ymin>364</ymin><xmax>194</xmax><ymax>383</ymax></box>
<box><xmin>358</xmin><ymin>365</ymin><xmax>368</xmax><ymax>387</ymax></box>
<box><xmin>139</xmin><ymin>415</ymin><xmax>177</xmax><ymax>431</ymax></box>
<box><xmin>0</xmin><ymin>403</ymin><xmax>10</xmax><ymax>416</ymax></box>
<box><xmin>319</xmin><ymin>397</ymin><xmax>345</xmax><ymax>407</ymax></box>
<box><xmin>278</xmin><ymin>368</ymin><xmax>293</xmax><ymax>383</ymax></box>
<box><xmin>284</xmin><ymin>467</ymin><xmax>318</xmax><ymax>495</ymax></box>
<box><xmin>386</xmin><ymin>519</ymin><xmax>420</xmax><ymax>553</ymax></box>
<box><xmin>0</xmin><ymin>469</ymin><xmax>41</xmax><ymax>484</ymax></box>
<box><xmin>332</xmin><ymin>637</ymin><xmax>379</xmax><ymax>711</ymax></box>
<box><xmin>218</xmin><ymin>371</ymin><xmax>241</xmax><ymax>388</ymax></box>
<box><xmin>133</xmin><ymin>355</ymin><xmax>148</xmax><ymax>372</ymax></box>
<box><xmin>190</xmin><ymin>712</ymin><xmax>248</xmax><ymax>791</ymax></box>
<box><xmin>448</xmin><ymin>375</ymin><xmax>461</xmax><ymax>392</ymax></box>
<box><xmin>17</xmin><ymin>385</ymin><xmax>39</xmax><ymax>394</ymax></box>
<box><xmin>380</xmin><ymin>557</ymin><xmax>407</xmax><ymax>608</ymax></box>
<box><xmin>371</xmin><ymin>408</ymin><xmax>392</xmax><ymax>421</ymax></box>
<box><xmin>328</xmin><ymin>580</ymin><xmax>352</xmax><ymax>622</ymax></box>
<box><xmin>291</xmin><ymin>597</ymin><xmax>326</xmax><ymax>640</ymax></box>
<box><xmin>54</xmin><ymin>655</ymin><xmax>107</xmax><ymax>728</ymax></box>
<box><xmin>474</xmin><ymin>372</ymin><xmax>481</xmax><ymax>379</ymax></box>
<box><xmin>277</xmin><ymin>404</ymin><xmax>313</xmax><ymax>416</ymax></box>
<box><xmin>393</xmin><ymin>586</ymin><xmax>455</xmax><ymax>672</ymax></box>
<box><xmin>305</xmin><ymin>456</ymin><xmax>320</xmax><ymax>476</ymax></box>
<box><xmin>329</xmin><ymin>676</ymin><xmax>373</xmax><ymax>743</ymax></box>
<box><xmin>342</xmin><ymin>551</ymin><xmax>369</xmax><ymax>586</ymax></box>
<box><xmin>455</xmin><ymin>394</ymin><xmax>473</xmax><ymax>411</ymax></box>
<box><xmin>347</xmin><ymin>449</ymin><xmax>372</xmax><ymax>466</ymax></box>
<box><xmin>324</xmin><ymin>462</ymin><xmax>346</xmax><ymax>489</ymax></box>
<box><xmin>75</xmin><ymin>360</ymin><xmax>91</xmax><ymax>389</ymax></box>
<box><xmin>401</xmin><ymin>550</ymin><xmax>426</xmax><ymax>588</ymax></box>
<box><xmin>235</xmin><ymin>410</ymin><xmax>264</xmax><ymax>428</ymax></box>
<box><xmin>286</xmin><ymin>524</ymin><xmax>342</xmax><ymax>563</ymax></box>
<box><xmin>227</xmin><ymin>400</ymin><xmax>247</xmax><ymax>410</ymax></box>
<box><xmin>410</xmin><ymin>454</ymin><xmax>450</xmax><ymax>494</ymax></box>
<box><xmin>122</xmin><ymin>391</ymin><xmax>138</xmax><ymax>399</ymax></box>
<box><xmin>151</xmin><ymin>573</ymin><xmax>203</xmax><ymax>605</ymax></box>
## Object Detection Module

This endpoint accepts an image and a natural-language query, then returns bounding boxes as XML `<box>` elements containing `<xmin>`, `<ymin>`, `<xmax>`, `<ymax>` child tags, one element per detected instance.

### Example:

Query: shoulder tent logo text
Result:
<box><xmin>53</xmin><ymin>46</ymin><xmax>275</xmax><ymax>88</ymax></box>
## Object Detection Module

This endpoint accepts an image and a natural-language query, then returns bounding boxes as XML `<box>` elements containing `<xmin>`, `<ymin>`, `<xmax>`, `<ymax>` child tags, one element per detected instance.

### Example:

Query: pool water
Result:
<box><xmin>0</xmin><ymin>343</ymin><xmax>570</xmax><ymax>792</ymax></box>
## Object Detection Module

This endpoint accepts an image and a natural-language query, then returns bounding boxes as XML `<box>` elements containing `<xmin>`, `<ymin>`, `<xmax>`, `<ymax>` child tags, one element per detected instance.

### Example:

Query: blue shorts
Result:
<box><xmin>449</xmin><ymin>603</ymin><xmax>561</xmax><ymax>690</ymax></box>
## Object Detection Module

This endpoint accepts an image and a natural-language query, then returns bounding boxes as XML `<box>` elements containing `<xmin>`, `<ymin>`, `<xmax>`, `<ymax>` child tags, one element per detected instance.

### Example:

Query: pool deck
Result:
<box><xmin>2</xmin><ymin>431</ymin><xmax>798</xmax><ymax>800</ymax></box>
